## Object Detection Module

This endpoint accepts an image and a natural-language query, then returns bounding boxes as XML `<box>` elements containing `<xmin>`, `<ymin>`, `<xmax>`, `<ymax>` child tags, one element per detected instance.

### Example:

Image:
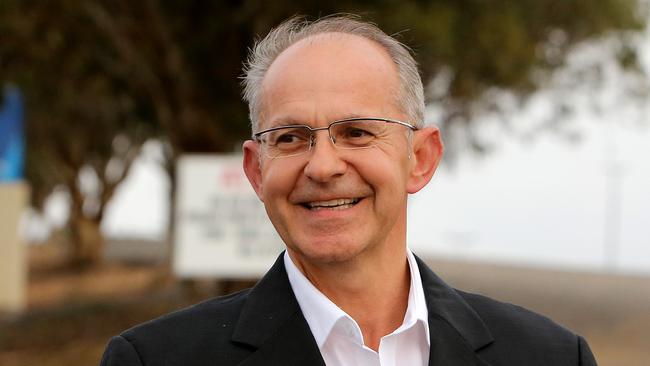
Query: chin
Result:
<box><xmin>288</xmin><ymin>236</ymin><xmax>368</xmax><ymax>265</ymax></box>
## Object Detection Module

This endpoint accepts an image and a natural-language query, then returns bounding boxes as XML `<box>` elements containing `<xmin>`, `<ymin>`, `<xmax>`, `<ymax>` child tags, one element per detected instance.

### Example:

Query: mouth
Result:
<box><xmin>301</xmin><ymin>198</ymin><xmax>361</xmax><ymax>211</ymax></box>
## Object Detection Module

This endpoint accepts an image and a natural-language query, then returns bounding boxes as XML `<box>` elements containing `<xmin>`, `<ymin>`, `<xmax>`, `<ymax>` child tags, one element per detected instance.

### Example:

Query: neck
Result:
<box><xmin>288</xmin><ymin>245</ymin><xmax>411</xmax><ymax>351</ymax></box>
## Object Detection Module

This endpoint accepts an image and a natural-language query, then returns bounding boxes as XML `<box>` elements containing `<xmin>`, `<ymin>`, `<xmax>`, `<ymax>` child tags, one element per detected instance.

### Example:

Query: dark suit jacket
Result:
<box><xmin>100</xmin><ymin>254</ymin><xmax>597</xmax><ymax>365</ymax></box>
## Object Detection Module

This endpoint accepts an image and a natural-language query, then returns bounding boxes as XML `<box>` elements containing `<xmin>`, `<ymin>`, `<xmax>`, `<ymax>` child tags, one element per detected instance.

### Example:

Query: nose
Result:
<box><xmin>303</xmin><ymin>131</ymin><xmax>347</xmax><ymax>182</ymax></box>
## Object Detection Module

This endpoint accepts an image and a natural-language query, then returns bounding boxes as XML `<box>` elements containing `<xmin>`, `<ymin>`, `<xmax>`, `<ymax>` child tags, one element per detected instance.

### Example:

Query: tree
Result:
<box><xmin>0</xmin><ymin>0</ymin><xmax>645</xmax><ymax>266</ymax></box>
<box><xmin>0</xmin><ymin>0</ymin><xmax>152</xmax><ymax>265</ymax></box>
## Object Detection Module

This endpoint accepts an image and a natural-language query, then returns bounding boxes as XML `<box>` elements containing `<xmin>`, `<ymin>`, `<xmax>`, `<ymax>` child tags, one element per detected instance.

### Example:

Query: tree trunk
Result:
<box><xmin>163</xmin><ymin>148</ymin><xmax>177</xmax><ymax>273</ymax></box>
<box><xmin>68</xmin><ymin>214</ymin><xmax>105</xmax><ymax>267</ymax></box>
<box><xmin>67</xmin><ymin>186</ymin><xmax>106</xmax><ymax>268</ymax></box>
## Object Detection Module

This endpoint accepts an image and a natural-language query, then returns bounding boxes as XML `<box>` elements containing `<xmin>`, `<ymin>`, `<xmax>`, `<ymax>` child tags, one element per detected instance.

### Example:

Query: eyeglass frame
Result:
<box><xmin>252</xmin><ymin>117</ymin><xmax>419</xmax><ymax>158</ymax></box>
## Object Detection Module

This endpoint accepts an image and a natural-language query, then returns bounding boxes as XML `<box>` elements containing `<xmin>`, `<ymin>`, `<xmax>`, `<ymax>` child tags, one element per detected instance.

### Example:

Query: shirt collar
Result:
<box><xmin>400</xmin><ymin>250</ymin><xmax>430</xmax><ymax>345</ymax></box>
<box><xmin>284</xmin><ymin>252</ymin><xmax>348</xmax><ymax>348</ymax></box>
<box><xmin>284</xmin><ymin>249</ymin><xmax>430</xmax><ymax>348</ymax></box>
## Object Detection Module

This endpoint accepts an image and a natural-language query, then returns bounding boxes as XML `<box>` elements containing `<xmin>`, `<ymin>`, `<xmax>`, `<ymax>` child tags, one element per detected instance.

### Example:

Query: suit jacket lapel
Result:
<box><xmin>232</xmin><ymin>253</ymin><xmax>493</xmax><ymax>366</ymax></box>
<box><xmin>231</xmin><ymin>253</ymin><xmax>326</xmax><ymax>366</ymax></box>
<box><xmin>236</xmin><ymin>311</ymin><xmax>325</xmax><ymax>366</ymax></box>
<box><xmin>427</xmin><ymin>315</ymin><xmax>493</xmax><ymax>366</ymax></box>
<box><xmin>416</xmin><ymin>256</ymin><xmax>494</xmax><ymax>366</ymax></box>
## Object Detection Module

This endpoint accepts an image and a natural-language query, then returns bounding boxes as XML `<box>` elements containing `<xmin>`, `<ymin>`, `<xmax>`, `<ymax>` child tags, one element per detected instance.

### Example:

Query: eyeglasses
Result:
<box><xmin>253</xmin><ymin>117</ymin><xmax>417</xmax><ymax>159</ymax></box>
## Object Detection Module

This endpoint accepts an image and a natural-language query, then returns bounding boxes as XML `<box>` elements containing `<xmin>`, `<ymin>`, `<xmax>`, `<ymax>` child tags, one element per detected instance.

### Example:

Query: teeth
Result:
<box><xmin>308</xmin><ymin>198</ymin><xmax>359</xmax><ymax>208</ymax></box>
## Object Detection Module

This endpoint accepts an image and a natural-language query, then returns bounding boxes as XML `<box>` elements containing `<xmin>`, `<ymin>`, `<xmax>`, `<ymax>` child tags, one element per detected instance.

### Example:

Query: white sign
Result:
<box><xmin>173</xmin><ymin>154</ymin><xmax>284</xmax><ymax>278</ymax></box>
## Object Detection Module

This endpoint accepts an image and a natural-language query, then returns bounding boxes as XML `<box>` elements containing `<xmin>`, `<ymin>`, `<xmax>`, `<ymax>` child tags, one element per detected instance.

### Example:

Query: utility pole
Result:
<box><xmin>603</xmin><ymin>147</ymin><xmax>623</xmax><ymax>272</ymax></box>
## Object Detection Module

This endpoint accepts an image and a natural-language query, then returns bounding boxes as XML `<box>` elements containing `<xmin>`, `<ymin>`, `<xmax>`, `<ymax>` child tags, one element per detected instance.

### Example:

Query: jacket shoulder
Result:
<box><xmin>459</xmin><ymin>290</ymin><xmax>574</xmax><ymax>337</ymax></box>
<box><xmin>116</xmin><ymin>289</ymin><xmax>253</xmax><ymax>365</ymax></box>
<box><xmin>458</xmin><ymin>290</ymin><xmax>594</xmax><ymax>365</ymax></box>
<box><xmin>128</xmin><ymin>288</ymin><xmax>249</xmax><ymax>333</ymax></box>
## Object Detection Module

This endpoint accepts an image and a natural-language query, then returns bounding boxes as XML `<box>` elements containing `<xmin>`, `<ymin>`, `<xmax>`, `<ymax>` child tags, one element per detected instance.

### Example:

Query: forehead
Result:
<box><xmin>259</xmin><ymin>33</ymin><xmax>401</xmax><ymax>127</ymax></box>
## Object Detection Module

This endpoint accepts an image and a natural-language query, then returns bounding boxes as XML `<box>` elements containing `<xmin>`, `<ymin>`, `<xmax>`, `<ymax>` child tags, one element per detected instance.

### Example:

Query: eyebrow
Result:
<box><xmin>267</xmin><ymin>113</ymin><xmax>366</xmax><ymax>128</ymax></box>
<box><xmin>267</xmin><ymin>117</ymin><xmax>304</xmax><ymax>128</ymax></box>
<box><xmin>335</xmin><ymin>113</ymin><xmax>364</xmax><ymax>121</ymax></box>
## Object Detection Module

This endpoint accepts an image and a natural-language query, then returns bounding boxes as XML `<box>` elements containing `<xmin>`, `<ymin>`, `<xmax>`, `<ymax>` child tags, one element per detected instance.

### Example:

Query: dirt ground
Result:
<box><xmin>0</xmin><ymin>243</ymin><xmax>648</xmax><ymax>366</ymax></box>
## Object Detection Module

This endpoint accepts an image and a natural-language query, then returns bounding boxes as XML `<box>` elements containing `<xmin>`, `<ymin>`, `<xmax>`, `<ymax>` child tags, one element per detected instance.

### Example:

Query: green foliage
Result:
<box><xmin>406</xmin><ymin>0</ymin><xmax>644</xmax><ymax>97</ymax></box>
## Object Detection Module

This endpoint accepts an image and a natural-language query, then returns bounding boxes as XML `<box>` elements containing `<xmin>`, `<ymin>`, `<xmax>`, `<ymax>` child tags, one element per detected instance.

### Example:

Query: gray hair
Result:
<box><xmin>241</xmin><ymin>14</ymin><xmax>425</xmax><ymax>132</ymax></box>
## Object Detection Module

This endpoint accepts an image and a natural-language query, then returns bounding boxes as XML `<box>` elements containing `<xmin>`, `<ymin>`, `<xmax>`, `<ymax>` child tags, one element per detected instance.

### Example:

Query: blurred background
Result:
<box><xmin>1</xmin><ymin>1</ymin><xmax>649</xmax><ymax>365</ymax></box>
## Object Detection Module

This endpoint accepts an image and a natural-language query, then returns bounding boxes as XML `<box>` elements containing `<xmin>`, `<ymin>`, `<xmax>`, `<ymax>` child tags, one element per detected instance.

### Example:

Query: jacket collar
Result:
<box><xmin>415</xmin><ymin>255</ymin><xmax>494</xmax><ymax>365</ymax></box>
<box><xmin>231</xmin><ymin>253</ymin><xmax>493</xmax><ymax>366</ymax></box>
<box><xmin>231</xmin><ymin>253</ymin><xmax>326</xmax><ymax>365</ymax></box>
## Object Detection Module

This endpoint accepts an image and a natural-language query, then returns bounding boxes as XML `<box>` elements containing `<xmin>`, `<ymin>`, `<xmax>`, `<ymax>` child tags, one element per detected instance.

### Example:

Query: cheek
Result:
<box><xmin>354</xmin><ymin>164</ymin><xmax>408</xmax><ymax>215</ymax></box>
<box><xmin>355</xmin><ymin>149</ymin><xmax>411</xmax><ymax>189</ymax></box>
<box><xmin>261</xmin><ymin>162</ymin><xmax>299</xmax><ymax>200</ymax></box>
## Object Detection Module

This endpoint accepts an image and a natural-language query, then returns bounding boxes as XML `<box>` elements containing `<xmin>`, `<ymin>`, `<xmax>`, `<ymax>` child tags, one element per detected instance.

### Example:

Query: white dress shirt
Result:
<box><xmin>284</xmin><ymin>250</ymin><xmax>430</xmax><ymax>366</ymax></box>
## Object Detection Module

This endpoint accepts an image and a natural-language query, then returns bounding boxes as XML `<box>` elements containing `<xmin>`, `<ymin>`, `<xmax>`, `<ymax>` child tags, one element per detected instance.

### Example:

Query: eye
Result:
<box><xmin>268</xmin><ymin>127</ymin><xmax>310</xmax><ymax>146</ymax></box>
<box><xmin>332</xmin><ymin>121</ymin><xmax>379</xmax><ymax>148</ymax></box>
<box><xmin>337</xmin><ymin>122</ymin><xmax>378</xmax><ymax>140</ymax></box>
<box><xmin>275</xmin><ymin>133</ymin><xmax>301</xmax><ymax>144</ymax></box>
<box><xmin>344</xmin><ymin>127</ymin><xmax>374</xmax><ymax>139</ymax></box>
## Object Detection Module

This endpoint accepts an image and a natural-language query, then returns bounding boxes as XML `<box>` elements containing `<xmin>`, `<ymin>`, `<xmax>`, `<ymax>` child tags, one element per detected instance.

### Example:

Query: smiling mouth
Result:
<box><xmin>301</xmin><ymin>198</ymin><xmax>360</xmax><ymax>210</ymax></box>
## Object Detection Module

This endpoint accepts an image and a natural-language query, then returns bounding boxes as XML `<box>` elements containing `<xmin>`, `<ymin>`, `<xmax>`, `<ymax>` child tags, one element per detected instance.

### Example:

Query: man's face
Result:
<box><xmin>243</xmin><ymin>34</ymin><xmax>437</xmax><ymax>267</ymax></box>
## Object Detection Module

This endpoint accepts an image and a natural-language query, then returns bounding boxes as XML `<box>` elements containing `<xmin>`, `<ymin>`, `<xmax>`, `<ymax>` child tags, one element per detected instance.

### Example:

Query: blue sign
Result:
<box><xmin>0</xmin><ymin>85</ymin><xmax>25</xmax><ymax>182</ymax></box>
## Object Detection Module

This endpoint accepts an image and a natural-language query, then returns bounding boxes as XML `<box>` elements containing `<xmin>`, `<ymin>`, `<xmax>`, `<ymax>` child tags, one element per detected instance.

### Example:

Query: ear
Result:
<box><xmin>243</xmin><ymin>140</ymin><xmax>265</xmax><ymax>202</ymax></box>
<box><xmin>407</xmin><ymin>127</ymin><xmax>444</xmax><ymax>194</ymax></box>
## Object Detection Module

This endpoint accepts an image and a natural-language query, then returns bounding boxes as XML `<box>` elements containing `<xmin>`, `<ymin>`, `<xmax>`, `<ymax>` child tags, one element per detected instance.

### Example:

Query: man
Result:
<box><xmin>101</xmin><ymin>15</ymin><xmax>597</xmax><ymax>366</ymax></box>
